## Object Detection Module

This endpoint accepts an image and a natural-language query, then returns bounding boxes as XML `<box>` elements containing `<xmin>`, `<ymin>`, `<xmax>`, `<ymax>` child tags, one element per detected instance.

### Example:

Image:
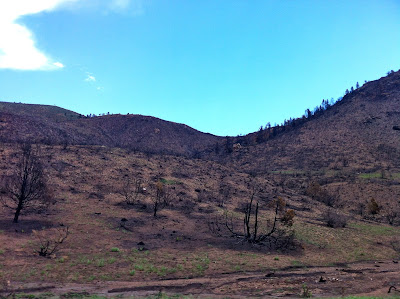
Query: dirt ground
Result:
<box><xmin>1</xmin><ymin>260</ymin><xmax>400</xmax><ymax>298</ymax></box>
<box><xmin>1</xmin><ymin>145</ymin><xmax>400</xmax><ymax>298</ymax></box>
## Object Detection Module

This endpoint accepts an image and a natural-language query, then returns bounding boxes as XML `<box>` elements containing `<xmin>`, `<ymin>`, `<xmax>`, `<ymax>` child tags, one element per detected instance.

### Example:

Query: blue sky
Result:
<box><xmin>0</xmin><ymin>0</ymin><xmax>399</xmax><ymax>136</ymax></box>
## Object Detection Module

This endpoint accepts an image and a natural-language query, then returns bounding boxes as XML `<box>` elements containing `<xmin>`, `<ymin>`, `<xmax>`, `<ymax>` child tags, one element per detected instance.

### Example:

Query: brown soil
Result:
<box><xmin>1</xmin><ymin>260</ymin><xmax>400</xmax><ymax>297</ymax></box>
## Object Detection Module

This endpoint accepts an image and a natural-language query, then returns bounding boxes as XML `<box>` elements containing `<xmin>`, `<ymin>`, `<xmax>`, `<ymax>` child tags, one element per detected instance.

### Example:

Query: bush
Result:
<box><xmin>281</xmin><ymin>209</ymin><xmax>295</xmax><ymax>226</ymax></box>
<box><xmin>33</xmin><ymin>226</ymin><xmax>69</xmax><ymax>257</ymax></box>
<box><xmin>322</xmin><ymin>209</ymin><xmax>347</xmax><ymax>228</ymax></box>
<box><xmin>367</xmin><ymin>198</ymin><xmax>380</xmax><ymax>215</ymax></box>
<box><xmin>305</xmin><ymin>182</ymin><xmax>336</xmax><ymax>207</ymax></box>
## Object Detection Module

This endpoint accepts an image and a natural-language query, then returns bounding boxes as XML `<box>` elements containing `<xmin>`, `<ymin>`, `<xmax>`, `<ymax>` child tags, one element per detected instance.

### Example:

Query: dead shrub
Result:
<box><xmin>120</xmin><ymin>176</ymin><xmax>143</xmax><ymax>205</ymax></box>
<box><xmin>386</xmin><ymin>206</ymin><xmax>400</xmax><ymax>226</ymax></box>
<box><xmin>305</xmin><ymin>182</ymin><xmax>336</xmax><ymax>207</ymax></box>
<box><xmin>322</xmin><ymin>209</ymin><xmax>347</xmax><ymax>228</ymax></box>
<box><xmin>367</xmin><ymin>198</ymin><xmax>380</xmax><ymax>215</ymax></box>
<box><xmin>33</xmin><ymin>226</ymin><xmax>69</xmax><ymax>257</ymax></box>
<box><xmin>281</xmin><ymin>209</ymin><xmax>295</xmax><ymax>226</ymax></box>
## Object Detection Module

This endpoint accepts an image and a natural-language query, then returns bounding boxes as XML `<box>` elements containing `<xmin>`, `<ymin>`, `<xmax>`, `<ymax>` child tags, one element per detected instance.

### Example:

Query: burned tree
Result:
<box><xmin>217</xmin><ymin>177</ymin><xmax>231</xmax><ymax>208</ymax></box>
<box><xmin>209</xmin><ymin>187</ymin><xmax>296</xmax><ymax>249</ymax></box>
<box><xmin>1</xmin><ymin>144</ymin><xmax>51</xmax><ymax>223</ymax></box>
<box><xmin>152</xmin><ymin>181</ymin><xmax>172</xmax><ymax>217</ymax></box>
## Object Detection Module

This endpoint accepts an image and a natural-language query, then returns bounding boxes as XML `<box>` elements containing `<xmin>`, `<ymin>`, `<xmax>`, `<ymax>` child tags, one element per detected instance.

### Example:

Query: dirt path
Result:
<box><xmin>2</xmin><ymin>260</ymin><xmax>400</xmax><ymax>297</ymax></box>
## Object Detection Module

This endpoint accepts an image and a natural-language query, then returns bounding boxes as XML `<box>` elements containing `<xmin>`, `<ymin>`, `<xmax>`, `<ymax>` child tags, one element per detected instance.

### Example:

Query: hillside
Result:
<box><xmin>0</xmin><ymin>101</ymin><xmax>83</xmax><ymax>121</ymax></box>
<box><xmin>224</xmin><ymin>70</ymin><xmax>400</xmax><ymax>173</ymax></box>
<box><xmin>196</xmin><ymin>71</ymin><xmax>400</xmax><ymax>215</ymax></box>
<box><xmin>0</xmin><ymin>102</ymin><xmax>221</xmax><ymax>156</ymax></box>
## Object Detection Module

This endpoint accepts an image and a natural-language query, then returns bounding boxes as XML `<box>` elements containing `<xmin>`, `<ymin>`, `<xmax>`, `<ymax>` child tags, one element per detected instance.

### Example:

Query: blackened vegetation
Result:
<box><xmin>1</xmin><ymin>143</ymin><xmax>51</xmax><ymax>223</ymax></box>
<box><xmin>152</xmin><ymin>181</ymin><xmax>172</xmax><ymax>217</ymax></box>
<box><xmin>209</xmin><ymin>188</ymin><xmax>296</xmax><ymax>250</ymax></box>
<box><xmin>33</xmin><ymin>226</ymin><xmax>69</xmax><ymax>257</ymax></box>
<box><xmin>322</xmin><ymin>209</ymin><xmax>347</xmax><ymax>228</ymax></box>
<box><xmin>305</xmin><ymin>182</ymin><xmax>337</xmax><ymax>207</ymax></box>
<box><xmin>120</xmin><ymin>175</ymin><xmax>143</xmax><ymax>205</ymax></box>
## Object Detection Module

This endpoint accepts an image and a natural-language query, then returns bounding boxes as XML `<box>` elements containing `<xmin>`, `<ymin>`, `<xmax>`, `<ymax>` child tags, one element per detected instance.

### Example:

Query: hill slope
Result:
<box><xmin>220</xmin><ymin>70</ymin><xmax>400</xmax><ymax>173</ymax></box>
<box><xmin>0</xmin><ymin>102</ymin><xmax>221</xmax><ymax>156</ymax></box>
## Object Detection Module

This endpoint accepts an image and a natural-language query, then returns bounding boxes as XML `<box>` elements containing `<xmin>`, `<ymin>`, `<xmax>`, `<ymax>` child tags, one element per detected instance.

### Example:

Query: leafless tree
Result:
<box><xmin>152</xmin><ymin>181</ymin><xmax>172</xmax><ymax>217</ymax></box>
<box><xmin>217</xmin><ymin>178</ymin><xmax>231</xmax><ymax>208</ymax></box>
<box><xmin>153</xmin><ymin>181</ymin><xmax>163</xmax><ymax>217</ymax></box>
<box><xmin>120</xmin><ymin>176</ymin><xmax>143</xmax><ymax>205</ymax></box>
<box><xmin>1</xmin><ymin>144</ymin><xmax>51</xmax><ymax>223</ymax></box>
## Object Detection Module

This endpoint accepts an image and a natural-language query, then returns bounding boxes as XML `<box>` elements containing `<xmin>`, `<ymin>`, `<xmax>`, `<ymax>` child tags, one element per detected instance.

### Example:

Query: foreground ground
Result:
<box><xmin>1</xmin><ymin>260</ymin><xmax>400</xmax><ymax>297</ymax></box>
<box><xmin>1</xmin><ymin>145</ymin><xmax>400</xmax><ymax>297</ymax></box>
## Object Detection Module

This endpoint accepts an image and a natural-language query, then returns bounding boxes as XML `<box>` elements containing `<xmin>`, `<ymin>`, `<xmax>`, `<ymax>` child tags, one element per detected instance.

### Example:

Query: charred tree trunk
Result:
<box><xmin>13</xmin><ymin>200</ymin><xmax>23</xmax><ymax>223</ymax></box>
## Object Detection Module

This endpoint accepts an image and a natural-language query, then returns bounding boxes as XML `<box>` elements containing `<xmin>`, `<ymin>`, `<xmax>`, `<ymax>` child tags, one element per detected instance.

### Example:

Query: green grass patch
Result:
<box><xmin>96</xmin><ymin>258</ymin><xmax>105</xmax><ymax>267</ymax></box>
<box><xmin>358</xmin><ymin>172</ymin><xmax>383</xmax><ymax>179</ymax></box>
<box><xmin>348</xmin><ymin>222</ymin><xmax>399</xmax><ymax>236</ymax></box>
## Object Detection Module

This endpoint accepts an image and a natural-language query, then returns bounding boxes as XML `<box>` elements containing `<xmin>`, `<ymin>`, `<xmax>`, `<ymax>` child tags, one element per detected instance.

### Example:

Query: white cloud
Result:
<box><xmin>85</xmin><ymin>74</ymin><xmax>96</xmax><ymax>82</ymax></box>
<box><xmin>0</xmin><ymin>0</ymin><xmax>144</xmax><ymax>71</ymax></box>
<box><xmin>53</xmin><ymin>62</ymin><xmax>64</xmax><ymax>68</ymax></box>
<box><xmin>0</xmin><ymin>0</ymin><xmax>78</xmax><ymax>71</ymax></box>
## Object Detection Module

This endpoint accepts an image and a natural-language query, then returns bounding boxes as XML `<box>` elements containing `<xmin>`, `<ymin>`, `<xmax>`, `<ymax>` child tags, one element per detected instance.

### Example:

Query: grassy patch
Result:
<box><xmin>348</xmin><ymin>222</ymin><xmax>399</xmax><ymax>236</ymax></box>
<box><xmin>358</xmin><ymin>172</ymin><xmax>382</xmax><ymax>179</ymax></box>
<box><xmin>96</xmin><ymin>258</ymin><xmax>105</xmax><ymax>267</ymax></box>
<box><xmin>294</xmin><ymin>221</ymin><xmax>399</xmax><ymax>264</ymax></box>
<box><xmin>192</xmin><ymin>253</ymin><xmax>210</xmax><ymax>276</ymax></box>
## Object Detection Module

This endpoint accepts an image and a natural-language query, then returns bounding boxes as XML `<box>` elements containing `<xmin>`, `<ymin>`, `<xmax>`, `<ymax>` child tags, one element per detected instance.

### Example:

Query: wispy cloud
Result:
<box><xmin>53</xmin><ymin>62</ymin><xmax>65</xmax><ymax>68</ymax></box>
<box><xmin>84</xmin><ymin>71</ymin><xmax>103</xmax><ymax>91</ymax></box>
<box><xmin>109</xmin><ymin>0</ymin><xmax>145</xmax><ymax>15</ymax></box>
<box><xmin>111</xmin><ymin>0</ymin><xmax>131</xmax><ymax>10</ymax></box>
<box><xmin>0</xmin><ymin>0</ymin><xmax>77</xmax><ymax>71</ymax></box>
<box><xmin>85</xmin><ymin>74</ymin><xmax>96</xmax><ymax>82</ymax></box>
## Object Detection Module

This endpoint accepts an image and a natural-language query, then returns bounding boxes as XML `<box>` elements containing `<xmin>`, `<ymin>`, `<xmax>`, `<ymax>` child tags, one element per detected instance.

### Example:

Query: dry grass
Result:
<box><xmin>0</xmin><ymin>144</ymin><xmax>399</xmax><ymax>290</ymax></box>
